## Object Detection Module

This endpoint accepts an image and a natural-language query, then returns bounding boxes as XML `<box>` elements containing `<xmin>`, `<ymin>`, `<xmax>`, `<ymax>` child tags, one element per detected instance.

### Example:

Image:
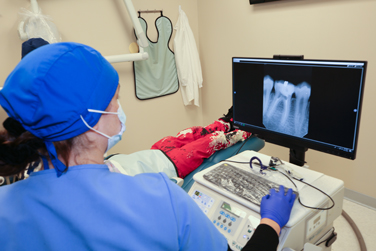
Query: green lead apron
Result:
<box><xmin>133</xmin><ymin>16</ymin><xmax>179</xmax><ymax>100</ymax></box>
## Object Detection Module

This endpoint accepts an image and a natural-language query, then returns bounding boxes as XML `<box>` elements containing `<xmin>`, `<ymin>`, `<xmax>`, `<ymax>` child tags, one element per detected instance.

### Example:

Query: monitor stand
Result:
<box><xmin>289</xmin><ymin>147</ymin><xmax>308</xmax><ymax>167</ymax></box>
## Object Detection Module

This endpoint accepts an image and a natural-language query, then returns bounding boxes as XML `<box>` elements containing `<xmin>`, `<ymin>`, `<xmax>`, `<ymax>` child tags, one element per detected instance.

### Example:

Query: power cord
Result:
<box><xmin>234</xmin><ymin>136</ymin><xmax>252</xmax><ymax>155</ymax></box>
<box><xmin>316</xmin><ymin>227</ymin><xmax>337</xmax><ymax>247</ymax></box>
<box><xmin>276</xmin><ymin>168</ymin><xmax>335</xmax><ymax>210</ymax></box>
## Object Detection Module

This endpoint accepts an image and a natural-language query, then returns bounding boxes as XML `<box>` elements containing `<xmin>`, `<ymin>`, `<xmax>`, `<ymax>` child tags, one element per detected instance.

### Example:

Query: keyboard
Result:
<box><xmin>203</xmin><ymin>163</ymin><xmax>298</xmax><ymax>206</ymax></box>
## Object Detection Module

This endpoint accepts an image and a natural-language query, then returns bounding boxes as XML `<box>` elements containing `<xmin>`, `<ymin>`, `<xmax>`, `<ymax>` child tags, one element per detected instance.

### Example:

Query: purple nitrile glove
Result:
<box><xmin>260</xmin><ymin>185</ymin><xmax>296</xmax><ymax>228</ymax></box>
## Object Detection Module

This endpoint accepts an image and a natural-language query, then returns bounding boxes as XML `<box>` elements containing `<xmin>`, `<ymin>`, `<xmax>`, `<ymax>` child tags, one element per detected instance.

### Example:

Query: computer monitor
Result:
<box><xmin>232</xmin><ymin>56</ymin><xmax>367</xmax><ymax>166</ymax></box>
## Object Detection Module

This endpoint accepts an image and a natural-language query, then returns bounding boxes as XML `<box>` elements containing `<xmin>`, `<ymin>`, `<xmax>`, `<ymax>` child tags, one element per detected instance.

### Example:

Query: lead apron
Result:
<box><xmin>133</xmin><ymin>16</ymin><xmax>179</xmax><ymax>100</ymax></box>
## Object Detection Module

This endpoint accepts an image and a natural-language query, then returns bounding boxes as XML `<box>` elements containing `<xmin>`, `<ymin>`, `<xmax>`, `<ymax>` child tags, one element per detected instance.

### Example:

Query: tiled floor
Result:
<box><xmin>332</xmin><ymin>199</ymin><xmax>376</xmax><ymax>251</ymax></box>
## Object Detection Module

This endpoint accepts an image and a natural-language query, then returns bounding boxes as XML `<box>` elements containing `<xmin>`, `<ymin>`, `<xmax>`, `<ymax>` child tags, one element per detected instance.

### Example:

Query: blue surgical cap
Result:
<box><xmin>0</xmin><ymin>42</ymin><xmax>119</xmax><ymax>176</ymax></box>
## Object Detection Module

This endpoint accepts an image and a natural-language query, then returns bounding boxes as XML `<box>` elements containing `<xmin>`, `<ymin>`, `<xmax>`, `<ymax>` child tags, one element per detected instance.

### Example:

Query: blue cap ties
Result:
<box><xmin>44</xmin><ymin>141</ymin><xmax>66</xmax><ymax>177</ymax></box>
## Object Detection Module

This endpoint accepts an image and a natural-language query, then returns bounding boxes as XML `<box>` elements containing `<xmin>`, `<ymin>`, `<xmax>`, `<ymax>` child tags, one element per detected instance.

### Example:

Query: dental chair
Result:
<box><xmin>104</xmin><ymin>135</ymin><xmax>265</xmax><ymax>192</ymax></box>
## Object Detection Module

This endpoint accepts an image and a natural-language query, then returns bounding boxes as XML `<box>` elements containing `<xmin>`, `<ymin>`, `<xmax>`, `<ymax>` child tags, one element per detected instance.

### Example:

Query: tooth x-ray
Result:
<box><xmin>263</xmin><ymin>75</ymin><xmax>311</xmax><ymax>138</ymax></box>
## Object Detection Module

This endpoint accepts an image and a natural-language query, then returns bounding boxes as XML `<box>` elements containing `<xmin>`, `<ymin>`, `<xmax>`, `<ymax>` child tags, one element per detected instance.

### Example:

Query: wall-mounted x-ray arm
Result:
<box><xmin>104</xmin><ymin>0</ymin><xmax>149</xmax><ymax>63</ymax></box>
<box><xmin>29</xmin><ymin>0</ymin><xmax>38</xmax><ymax>14</ymax></box>
<box><xmin>18</xmin><ymin>0</ymin><xmax>149</xmax><ymax>63</ymax></box>
<box><xmin>123</xmin><ymin>0</ymin><xmax>148</xmax><ymax>48</ymax></box>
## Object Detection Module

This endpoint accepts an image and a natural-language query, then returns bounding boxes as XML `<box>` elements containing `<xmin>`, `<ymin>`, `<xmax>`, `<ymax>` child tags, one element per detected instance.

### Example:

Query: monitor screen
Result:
<box><xmin>232</xmin><ymin>57</ymin><xmax>367</xmax><ymax>166</ymax></box>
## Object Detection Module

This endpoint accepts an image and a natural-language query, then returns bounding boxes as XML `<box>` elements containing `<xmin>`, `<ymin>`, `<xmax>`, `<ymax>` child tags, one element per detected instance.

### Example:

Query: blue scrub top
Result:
<box><xmin>0</xmin><ymin>165</ymin><xmax>228</xmax><ymax>250</ymax></box>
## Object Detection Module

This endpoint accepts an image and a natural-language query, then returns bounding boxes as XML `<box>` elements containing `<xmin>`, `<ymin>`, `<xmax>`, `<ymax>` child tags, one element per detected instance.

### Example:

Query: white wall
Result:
<box><xmin>198</xmin><ymin>0</ymin><xmax>376</xmax><ymax>198</ymax></box>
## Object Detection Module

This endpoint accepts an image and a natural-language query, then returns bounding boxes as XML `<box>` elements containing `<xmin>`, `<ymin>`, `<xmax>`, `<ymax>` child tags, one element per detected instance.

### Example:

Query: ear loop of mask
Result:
<box><xmin>82</xmin><ymin>100</ymin><xmax>125</xmax><ymax>139</ymax></box>
<box><xmin>80</xmin><ymin>115</ymin><xmax>112</xmax><ymax>139</ymax></box>
<box><xmin>87</xmin><ymin>109</ymin><xmax>119</xmax><ymax>115</ymax></box>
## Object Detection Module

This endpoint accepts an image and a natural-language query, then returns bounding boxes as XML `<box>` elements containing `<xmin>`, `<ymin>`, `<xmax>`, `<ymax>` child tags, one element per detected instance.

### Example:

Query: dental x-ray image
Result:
<box><xmin>263</xmin><ymin>75</ymin><xmax>311</xmax><ymax>137</ymax></box>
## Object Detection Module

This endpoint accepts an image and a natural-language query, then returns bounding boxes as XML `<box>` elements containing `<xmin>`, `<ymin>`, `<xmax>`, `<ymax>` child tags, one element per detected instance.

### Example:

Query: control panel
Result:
<box><xmin>191</xmin><ymin>188</ymin><xmax>261</xmax><ymax>250</ymax></box>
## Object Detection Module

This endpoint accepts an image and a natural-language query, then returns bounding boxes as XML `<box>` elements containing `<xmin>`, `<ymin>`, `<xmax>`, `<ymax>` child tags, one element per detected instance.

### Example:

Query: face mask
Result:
<box><xmin>81</xmin><ymin>100</ymin><xmax>126</xmax><ymax>152</ymax></box>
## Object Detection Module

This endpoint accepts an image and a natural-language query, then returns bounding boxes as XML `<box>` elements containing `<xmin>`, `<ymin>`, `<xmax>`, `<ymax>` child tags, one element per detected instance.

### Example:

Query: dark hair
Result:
<box><xmin>0</xmin><ymin>118</ymin><xmax>74</xmax><ymax>176</ymax></box>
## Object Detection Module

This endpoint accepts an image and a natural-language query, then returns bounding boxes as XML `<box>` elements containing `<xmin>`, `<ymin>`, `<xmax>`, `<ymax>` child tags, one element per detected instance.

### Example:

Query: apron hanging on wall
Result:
<box><xmin>133</xmin><ymin>14</ymin><xmax>179</xmax><ymax>100</ymax></box>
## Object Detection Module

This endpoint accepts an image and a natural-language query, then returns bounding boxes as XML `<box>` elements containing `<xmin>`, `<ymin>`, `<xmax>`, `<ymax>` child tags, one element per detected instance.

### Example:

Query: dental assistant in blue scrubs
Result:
<box><xmin>0</xmin><ymin>42</ymin><xmax>294</xmax><ymax>251</ymax></box>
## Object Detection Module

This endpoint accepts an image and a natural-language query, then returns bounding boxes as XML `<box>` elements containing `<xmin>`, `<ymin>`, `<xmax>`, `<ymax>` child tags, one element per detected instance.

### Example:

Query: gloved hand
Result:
<box><xmin>260</xmin><ymin>185</ymin><xmax>296</xmax><ymax>229</ymax></box>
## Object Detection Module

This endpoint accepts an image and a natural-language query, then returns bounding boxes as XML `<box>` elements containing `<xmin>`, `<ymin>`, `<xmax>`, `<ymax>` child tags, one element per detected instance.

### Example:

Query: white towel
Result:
<box><xmin>174</xmin><ymin>7</ymin><xmax>203</xmax><ymax>106</ymax></box>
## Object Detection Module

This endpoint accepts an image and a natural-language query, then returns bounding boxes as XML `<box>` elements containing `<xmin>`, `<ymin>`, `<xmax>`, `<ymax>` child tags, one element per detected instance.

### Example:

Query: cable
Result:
<box><xmin>315</xmin><ymin>227</ymin><xmax>336</xmax><ymax>246</ymax></box>
<box><xmin>276</xmin><ymin>169</ymin><xmax>335</xmax><ymax>210</ymax></box>
<box><xmin>234</xmin><ymin>136</ymin><xmax>251</xmax><ymax>155</ymax></box>
<box><xmin>253</xmin><ymin>157</ymin><xmax>335</xmax><ymax>210</ymax></box>
<box><xmin>249</xmin><ymin>156</ymin><xmax>268</xmax><ymax>174</ymax></box>
<box><xmin>341</xmin><ymin>210</ymin><xmax>367</xmax><ymax>251</ymax></box>
<box><xmin>220</xmin><ymin>160</ymin><xmax>249</xmax><ymax>165</ymax></box>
